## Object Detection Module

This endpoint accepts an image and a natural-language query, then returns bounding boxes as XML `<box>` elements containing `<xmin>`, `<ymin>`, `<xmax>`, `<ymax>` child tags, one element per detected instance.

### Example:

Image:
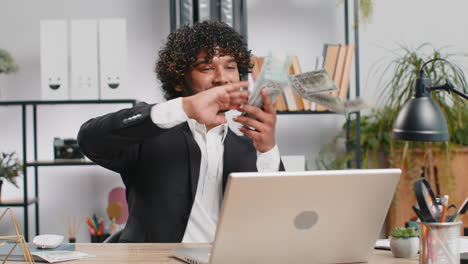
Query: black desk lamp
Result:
<box><xmin>393</xmin><ymin>58</ymin><xmax>468</xmax><ymax>141</ymax></box>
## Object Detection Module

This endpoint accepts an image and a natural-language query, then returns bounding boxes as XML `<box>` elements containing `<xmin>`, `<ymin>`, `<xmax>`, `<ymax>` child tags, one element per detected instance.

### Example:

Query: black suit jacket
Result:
<box><xmin>78</xmin><ymin>102</ymin><xmax>283</xmax><ymax>242</ymax></box>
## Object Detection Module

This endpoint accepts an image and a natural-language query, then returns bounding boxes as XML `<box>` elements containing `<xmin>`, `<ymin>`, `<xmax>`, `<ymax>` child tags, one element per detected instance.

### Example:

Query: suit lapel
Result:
<box><xmin>222</xmin><ymin>130</ymin><xmax>239</xmax><ymax>193</ymax></box>
<box><xmin>181</xmin><ymin>123</ymin><xmax>201</xmax><ymax>201</ymax></box>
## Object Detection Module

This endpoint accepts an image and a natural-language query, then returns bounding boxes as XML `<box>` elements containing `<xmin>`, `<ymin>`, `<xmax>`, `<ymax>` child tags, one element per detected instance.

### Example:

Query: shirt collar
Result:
<box><xmin>187</xmin><ymin>119</ymin><xmax>228</xmax><ymax>143</ymax></box>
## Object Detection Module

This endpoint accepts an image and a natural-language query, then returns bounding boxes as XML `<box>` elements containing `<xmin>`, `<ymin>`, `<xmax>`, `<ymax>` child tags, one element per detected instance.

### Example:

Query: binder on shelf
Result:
<box><xmin>40</xmin><ymin>20</ymin><xmax>69</xmax><ymax>100</ymax></box>
<box><xmin>99</xmin><ymin>19</ymin><xmax>128</xmax><ymax>99</ymax></box>
<box><xmin>70</xmin><ymin>20</ymin><xmax>99</xmax><ymax>100</ymax></box>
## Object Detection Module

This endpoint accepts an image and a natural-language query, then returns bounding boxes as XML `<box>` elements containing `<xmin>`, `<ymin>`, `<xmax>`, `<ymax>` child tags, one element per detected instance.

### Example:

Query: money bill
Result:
<box><xmin>306</xmin><ymin>93</ymin><xmax>370</xmax><ymax>115</ymax></box>
<box><xmin>244</xmin><ymin>53</ymin><xmax>291</xmax><ymax>118</ymax></box>
<box><xmin>288</xmin><ymin>69</ymin><xmax>338</xmax><ymax>98</ymax></box>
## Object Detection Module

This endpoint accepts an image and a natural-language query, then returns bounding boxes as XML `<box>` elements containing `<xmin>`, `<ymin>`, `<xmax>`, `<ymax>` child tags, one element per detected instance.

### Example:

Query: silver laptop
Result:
<box><xmin>172</xmin><ymin>168</ymin><xmax>401</xmax><ymax>264</ymax></box>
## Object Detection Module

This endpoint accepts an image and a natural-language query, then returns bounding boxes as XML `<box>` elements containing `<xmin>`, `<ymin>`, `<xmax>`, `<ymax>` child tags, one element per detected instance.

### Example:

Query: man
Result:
<box><xmin>78</xmin><ymin>21</ymin><xmax>283</xmax><ymax>243</ymax></box>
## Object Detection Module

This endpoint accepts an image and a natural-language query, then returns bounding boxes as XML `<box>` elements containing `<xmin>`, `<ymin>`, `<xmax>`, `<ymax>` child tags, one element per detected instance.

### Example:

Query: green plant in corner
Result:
<box><xmin>0</xmin><ymin>152</ymin><xmax>22</xmax><ymax>188</ymax></box>
<box><xmin>390</xmin><ymin>227</ymin><xmax>419</xmax><ymax>238</ymax></box>
<box><xmin>338</xmin><ymin>0</ymin><xmax>373</xmax><ymax>24</ymax></box>
<box><xmin>0</xmin><ymin>49</ymin><xmax>19</xmax><ymax>74</ymax></box>
<box><xmin>316</xmin><ymin>44</ymin><xmax>468</xmax><ymax>192</ymax></box>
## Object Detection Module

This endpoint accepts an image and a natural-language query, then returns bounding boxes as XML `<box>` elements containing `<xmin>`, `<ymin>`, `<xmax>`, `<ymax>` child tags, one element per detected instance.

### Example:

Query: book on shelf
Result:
<box><xmin>332</xmin><ymin>45</ymin><xmax>347</xmax><ymax>96</ymax></box>
<box><xmin>251</xmin><ymin>56</ymin><xmax>263</xmax><ymax>81</ymax></box>
<box><xmin>316</xmin><ymin>43</ymin><xmax>340</xmax><ymax>111</ymax></box>
<box><xmin>338</xmin><ymin>44</ymin><xmax>355</xmax><ymax>100</ymax></box>
<box><xmin>316</xmin><ymin>43</ymin><xmax>355</xmax><ymax>111</ymax></box>
<box><xmin>289</xmin><ymin>56</ymin><xmax>311</xmax><ymax>110</ymax></box>
<box><xmin>310</xmin><ymin>55</ymin><xmax>325</xmax><ymax>111</ymax></box>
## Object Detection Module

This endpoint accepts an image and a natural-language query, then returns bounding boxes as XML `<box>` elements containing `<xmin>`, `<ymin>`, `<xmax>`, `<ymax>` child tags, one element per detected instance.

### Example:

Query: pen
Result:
<box><xmin>86</xmin><ymin>217</ymin><xmax>97</xmax><ymax>233</ymax></box>
<box><xmin>454</xmin><ymin>197</ymin><xmax>468</xmax><ymax>222</ymax></box>
<box><xmin>92</xmin><ymin>214</ymin><xmax>99</xmax><ymax>232</ymax></box>
<box><xmin>440</xmin><ymin>195</ymin><xmax>449</xmax><ymax>222</ymax></box>
<box><xmin>98</xmin><ymin>219</ymin><xmax>104</xmax><ymax>235</ymax></box>
<box><xmin>87</xmin><ymin>226</ymin><xmax>95</xmax><ymax>235</ymax></box>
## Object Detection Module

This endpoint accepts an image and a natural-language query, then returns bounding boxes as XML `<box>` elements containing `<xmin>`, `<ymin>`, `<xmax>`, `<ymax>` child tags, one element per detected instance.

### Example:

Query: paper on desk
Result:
<box><xmin>375</xmin><ymin>238</ymin><xmax>468</xmax><ymax>253</ymax></box>
<box><xmin>33</xmin><ymin>251</ymin><xmax>93</xmax><ymax>263</ymax></box>
<box><xmin>462</xmin><ymin>237</ymin><xmax>468</xmax><ymax>253</ymax></box>
<box><xmin>375</xmin><ymin>239</ymin><xmax>390</xmax><ymax>250</ymax></box>
<box><xmin>0</xmin><ymin>242</ymin><xmax>93</xmax><ymax>263</ymax></box>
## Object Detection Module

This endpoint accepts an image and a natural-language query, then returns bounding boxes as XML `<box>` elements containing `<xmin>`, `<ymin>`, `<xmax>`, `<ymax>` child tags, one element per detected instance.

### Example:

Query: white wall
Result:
<box><xmin>1</xmin><ymin>0</ymin><xmax>467</xmax><ymax>241</ymax></box>
<box><xmin>359</xmin><ymin>0</ymin><xmax>468</xmax><ymax>104</ymax></box>
<box><xmin>0</xmin><ymin>0</ymin><xmax>169</xmax><ymax>241</ymax></box>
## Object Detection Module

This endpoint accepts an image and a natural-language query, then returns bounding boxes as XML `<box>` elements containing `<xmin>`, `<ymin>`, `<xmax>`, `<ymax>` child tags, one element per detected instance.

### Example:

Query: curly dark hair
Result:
<box><xmin>156</xmin><ymin>21</ymin><xmax>252</xmax><ymax>100</ymax></box>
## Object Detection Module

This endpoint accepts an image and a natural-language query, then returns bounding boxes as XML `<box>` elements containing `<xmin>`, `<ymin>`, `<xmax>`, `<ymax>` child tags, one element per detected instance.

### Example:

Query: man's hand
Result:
<box><xmin>183</xmin><ymin>81</ymin><xmax>250</xmax><ymax>127</ymax></box>
<box><xmin>234</xmin><ymin>88</ymin><xmax>277</xmax><ymax>153</ymax></box>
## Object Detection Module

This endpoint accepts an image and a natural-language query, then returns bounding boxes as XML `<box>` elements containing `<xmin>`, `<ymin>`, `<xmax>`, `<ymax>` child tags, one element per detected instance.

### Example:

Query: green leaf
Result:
<box><xmin>390</xmin><ymin>227</ymin><xmax>419</xmax><ymax>238</ymax></box>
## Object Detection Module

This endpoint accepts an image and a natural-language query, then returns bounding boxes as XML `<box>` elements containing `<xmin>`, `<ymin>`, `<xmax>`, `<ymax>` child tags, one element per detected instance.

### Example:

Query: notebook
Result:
<box><xmin>0</xmin><ymin>242</ymin><xmax>75</xmax><ymax>262</ymax></box>
<box><xmin>172</xmin><ymin>168</ymin><xmax>401</xmax><ymax>264</ymax></box>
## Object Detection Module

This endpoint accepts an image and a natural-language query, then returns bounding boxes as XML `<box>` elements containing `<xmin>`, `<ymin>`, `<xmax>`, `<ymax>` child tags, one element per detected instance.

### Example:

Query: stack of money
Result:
<box><xmin>289</xmin><ymin>69</ymin><xmax>369</xmax><ymax>115</ymax></box>
<box><xmin>288</xmin><ymin>69</ymin><xmax>338</xmax><ymax>97</ymax></box>
<box><xmin>246</xmin><ymin>53</ymin><xmax>291</xmax><ymax>112</ymax></box>
<box><xmin>245</xmin><ymin>53</ymin><xmax>369</xmax><ymax>116</ymax></box>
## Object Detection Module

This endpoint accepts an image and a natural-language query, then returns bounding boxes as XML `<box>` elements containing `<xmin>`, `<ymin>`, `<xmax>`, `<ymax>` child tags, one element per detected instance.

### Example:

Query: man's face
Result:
<box><xmin>177</xmin><ymin>49</ymin><xmax>240</xmax><ymax>95</ymax></box>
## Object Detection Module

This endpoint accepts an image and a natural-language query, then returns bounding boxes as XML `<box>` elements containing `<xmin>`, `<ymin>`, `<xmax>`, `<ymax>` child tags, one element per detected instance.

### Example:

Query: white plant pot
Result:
<box><xmin>390</xmin><ymin>236</ymin><xmax>419</xmax><ymax>258</ymax></box>
<box><xmin>0</xmin><ymin>75</ymin><xmax>6</xmax><ymax>99</ymax></box>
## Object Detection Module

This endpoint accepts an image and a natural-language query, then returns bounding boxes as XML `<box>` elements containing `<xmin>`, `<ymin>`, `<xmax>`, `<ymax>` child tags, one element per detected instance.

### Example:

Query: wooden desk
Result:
<box><xmin>38</xmin><ymin>243</ymin><xmax>418</xmax><ymax>264</ymax></box>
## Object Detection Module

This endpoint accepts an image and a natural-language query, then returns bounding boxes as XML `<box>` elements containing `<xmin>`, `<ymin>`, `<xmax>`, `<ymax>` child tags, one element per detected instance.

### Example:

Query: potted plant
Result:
<box><xmin>339</xmin><ymin>0</ymin><xmax>374</xmax><ymax>24</ymax></box>
<box><xmin>316</xmin><ymin>44</ymin><xmax>468</xmax><ymax>232</ymax></box>
<box><xmin>0</xmin><ymin>49</ymin><xmax>19</xmax><ymax>74</ymax></box>
<box><xmin>0</xmin><ymin>48</ymin><xmax>19</xmax><ymax>98</ymax></box>
<box><xmin>389</xmin><ymin>227</ymin><xmax>419</xmax><ymax>258</ymax></box>
<box><xmin>0</xmin><ymin>152</ymin><xmax>22</xmax><ymax>199</ymax></box>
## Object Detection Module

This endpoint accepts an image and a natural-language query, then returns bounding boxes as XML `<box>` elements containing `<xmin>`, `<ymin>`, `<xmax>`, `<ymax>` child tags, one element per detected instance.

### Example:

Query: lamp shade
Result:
<box><xmin>393</xmin><ymin>97</ymin><xmax>449</xmax><ymax>141</ymax></box>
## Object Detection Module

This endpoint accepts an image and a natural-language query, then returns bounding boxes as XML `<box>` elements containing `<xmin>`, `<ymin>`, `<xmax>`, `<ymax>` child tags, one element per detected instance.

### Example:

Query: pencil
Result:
<box><xmin>439</xmin><ymin>195</ymin><xmax>449</xmax><ymax>222</ymax></box>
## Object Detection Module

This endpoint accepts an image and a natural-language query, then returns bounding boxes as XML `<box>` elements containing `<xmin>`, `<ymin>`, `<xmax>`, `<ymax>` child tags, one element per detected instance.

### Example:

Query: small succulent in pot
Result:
<box><xmin>389</xmin><ymin>227</ymin><xmax>419</xmax><ymax>258</ymax></box>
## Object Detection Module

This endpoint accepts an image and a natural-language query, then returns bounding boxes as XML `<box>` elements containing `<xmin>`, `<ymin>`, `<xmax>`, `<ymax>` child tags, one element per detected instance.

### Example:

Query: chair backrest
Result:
<box><xmin>103</xmin><ymin>229</ymin><xmax>123</xmax><ymax>243</ymax></box>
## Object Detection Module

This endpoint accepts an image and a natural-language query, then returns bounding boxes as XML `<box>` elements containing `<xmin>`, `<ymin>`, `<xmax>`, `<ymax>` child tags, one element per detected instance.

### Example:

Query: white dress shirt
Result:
<box><xmin>151</xmin><ymin>97</ymin><xmax>281</xmax><ymax>242</ymax></box>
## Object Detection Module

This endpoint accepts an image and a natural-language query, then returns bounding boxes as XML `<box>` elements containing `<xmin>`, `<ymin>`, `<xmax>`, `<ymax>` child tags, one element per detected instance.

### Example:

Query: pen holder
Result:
<box><xmin>90</xmin><ymin>234</ymin><xmax>110</xmax><ymax>243</ymax></box>
<box><xmin>418</xmin><ymin>221</ymin><xmax>462</xmax><ymax>264</ymax></box>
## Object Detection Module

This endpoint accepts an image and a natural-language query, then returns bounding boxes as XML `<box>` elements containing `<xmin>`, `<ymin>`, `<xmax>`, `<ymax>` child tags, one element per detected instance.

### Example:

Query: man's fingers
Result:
<box><xmin>214</xmin><ymin>114</ymin><xmax>227</xmax><ymax>125</ymax></box>
<box><xmin>223</xmin><ymin>81</ymin><xmax>250</xmax><ymax>93</ymax></box>
<box><xmin>238</xmin><ymin>104</ymin><xmax>269</xmax><ymax>123</ymax></box>
<box><xmin>233</xmin><ymin>115</ymin><xmax>266</xmax><ymax>132</ymax></box>
<box><xmin>224</xmin><ymin>88</ymin><xmax>249</xmax><ymax>109</ymax></box>
<box><xmin>239</xmin><ymin>126</ymin><xmax>261</xmax><ymax>141</ymax></box>
<box><xmin>261</xmin><ymin>89</ymin><xmax>276</xmax><ymax>114</ymax></box>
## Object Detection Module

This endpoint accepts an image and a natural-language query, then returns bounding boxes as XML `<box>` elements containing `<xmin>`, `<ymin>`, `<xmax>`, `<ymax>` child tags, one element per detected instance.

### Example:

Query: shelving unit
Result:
<box><xmin>169</xmin><ymin>0</ymin><xmax>362</xmax><ymax>168</ymax></box>
<box><xmin>0</xmin><ymin>99</ymin><xmax>136</xmax><ymax>240</ymax></box>
<box><xmin>276</xmin><ymin>0</ymin><xmax>362</xmax><ymax>168</ymax></box>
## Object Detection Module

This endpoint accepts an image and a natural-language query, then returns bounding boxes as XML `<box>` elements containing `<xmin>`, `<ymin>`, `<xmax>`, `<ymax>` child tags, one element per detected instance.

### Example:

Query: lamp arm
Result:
<box><xmin>430</xmin><ymin>81</ymin><xmax>468</xmax><ymax>100</ymax></box>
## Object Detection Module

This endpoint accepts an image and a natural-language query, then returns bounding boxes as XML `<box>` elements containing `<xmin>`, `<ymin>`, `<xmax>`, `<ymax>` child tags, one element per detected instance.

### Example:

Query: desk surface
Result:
<box><xmin>33</xmin><ymin>243</ymin><xmax>418</xmax><ymax>264</ymax></box>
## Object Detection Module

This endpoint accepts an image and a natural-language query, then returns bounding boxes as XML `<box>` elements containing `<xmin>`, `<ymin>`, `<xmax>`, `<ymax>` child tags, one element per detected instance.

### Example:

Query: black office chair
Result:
<box><xmin>103</xmin><ymin>229</ymin><xmax>123</xmax><ymax>243</ymax></box>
